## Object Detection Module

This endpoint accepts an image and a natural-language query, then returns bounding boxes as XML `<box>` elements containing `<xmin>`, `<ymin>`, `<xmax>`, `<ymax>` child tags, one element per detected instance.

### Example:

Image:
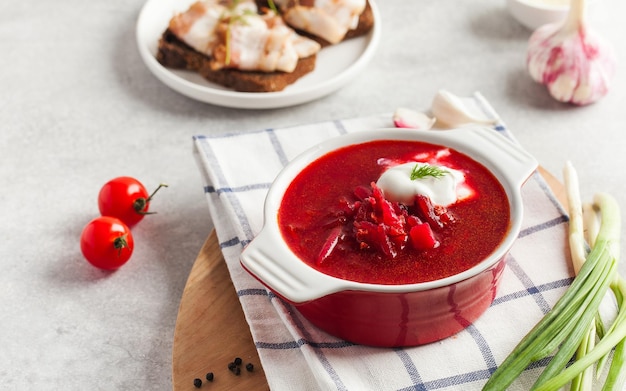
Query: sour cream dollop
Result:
<box><xmin>376</xmin><ymin>162</ymin><xmax>465</xmax><ymax>206</ymax></box>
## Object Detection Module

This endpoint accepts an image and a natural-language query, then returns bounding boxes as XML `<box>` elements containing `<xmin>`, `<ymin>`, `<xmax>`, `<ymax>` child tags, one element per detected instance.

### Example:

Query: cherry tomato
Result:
<box><xmin>98</xmin><ymin>177</ymin><xmax>167</xmax><ymax>227</ymax></box>
<box><xmin>80</xmin><ymin>216</ymin><xmax>134</xmax><ymax>270</ymax></box>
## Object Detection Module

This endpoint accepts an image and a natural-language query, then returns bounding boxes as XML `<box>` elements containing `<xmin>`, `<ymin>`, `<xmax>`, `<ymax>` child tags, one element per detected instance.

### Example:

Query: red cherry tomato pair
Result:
<box><xmin>80</xmin><ymin>177</ymin><xmax>167</xmax><ymax>270</ymax></box>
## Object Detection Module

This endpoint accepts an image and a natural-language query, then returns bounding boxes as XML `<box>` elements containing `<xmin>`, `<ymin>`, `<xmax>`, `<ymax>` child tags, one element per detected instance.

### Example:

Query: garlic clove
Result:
<box><xmin>430</xmin><ymin>90</ymin><xmax>497</xmax><ymax>128</ymax></box>
<box><xmin>526</xmin><ymin>0</ymin><xmax>616</xmax><ymax>105</ymax></box>
<box><xmin>392</xmin><ymin>107</ymin><xmax>436</xmax><ymax>130</ymax></box>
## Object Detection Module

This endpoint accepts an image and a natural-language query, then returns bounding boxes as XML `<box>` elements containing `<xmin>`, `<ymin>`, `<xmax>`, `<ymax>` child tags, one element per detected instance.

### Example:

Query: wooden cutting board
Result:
<box><xmin>171</xmin><ymin>167</ymin><xmax>565</xmax><ymax>391</ymax></box>
<box><xmin>171</xmin><ymin>229</ymin><xmax>269</xmax><ymax>391</ymax></box>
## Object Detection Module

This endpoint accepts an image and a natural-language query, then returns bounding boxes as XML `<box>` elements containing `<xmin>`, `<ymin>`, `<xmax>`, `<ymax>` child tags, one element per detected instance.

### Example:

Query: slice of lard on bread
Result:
<box><xmin>262</xmin><ymin>0</ymin><xmax>374</xmax><ymax>46</ymax></box>
<box><xmin>156</xmin><ymin>0</ymin><xmax>321</xmax><ymax>92</ymax></box>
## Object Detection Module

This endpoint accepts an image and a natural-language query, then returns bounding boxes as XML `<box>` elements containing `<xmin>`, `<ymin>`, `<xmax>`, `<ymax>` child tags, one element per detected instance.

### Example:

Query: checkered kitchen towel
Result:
<box><xmin>193</xmin><ymin>93</ymin><xmax>572</xmax><ymax>390</ymax></box>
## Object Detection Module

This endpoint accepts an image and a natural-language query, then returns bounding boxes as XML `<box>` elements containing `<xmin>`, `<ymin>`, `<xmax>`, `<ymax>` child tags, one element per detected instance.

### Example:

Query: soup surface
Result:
<box><xmin>278</xmin><ymin>139</ymin><xmax>510</xmax><ymax>284</ymax></box>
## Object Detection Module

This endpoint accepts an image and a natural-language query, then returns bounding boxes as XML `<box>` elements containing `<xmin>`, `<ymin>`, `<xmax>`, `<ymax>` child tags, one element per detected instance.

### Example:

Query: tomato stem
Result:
<box><xmin>147</xmin><ymin>183</ymin><xmax>169</xmax><ymax>202</ymax></box>
<box><xmin>113</xmin><ymin>234</ymin><xmax>129</xmax><ymax>257</ymax></box>
<box><xmin>133</xmin><ymin>183</ymin><xmax>169</xmax><ymax>215</ymax></box>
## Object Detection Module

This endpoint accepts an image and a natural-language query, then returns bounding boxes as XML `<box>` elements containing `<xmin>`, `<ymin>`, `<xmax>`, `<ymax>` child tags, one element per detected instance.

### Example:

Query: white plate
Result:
<box><xmin>135</xmin><ymin>0</ymin><xmax>381</xmax><ymax>109</ymax></box>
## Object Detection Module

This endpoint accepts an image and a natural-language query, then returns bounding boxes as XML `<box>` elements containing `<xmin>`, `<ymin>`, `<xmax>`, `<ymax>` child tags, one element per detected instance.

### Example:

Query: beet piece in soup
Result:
<box><xmin>278</xmin><ymin>139</ymin><xmax>510</xmax><ymax>285</ymax></box>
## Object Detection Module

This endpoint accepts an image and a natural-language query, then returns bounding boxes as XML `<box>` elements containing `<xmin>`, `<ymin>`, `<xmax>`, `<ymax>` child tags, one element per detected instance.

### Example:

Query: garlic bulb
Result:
<box><xmin>392</xmin><ymin>107</ymin><xmax>435</xmax><ymax>130</ymax></box>
<box><xmin>430</xmin><ymin>90</ymin><xmax>497</xmax><ymax>128</ymax></box>
<box><xmin>527</xmin><ymin>0</ymin><xmax>616</xmax><ymax>105</ymax></box>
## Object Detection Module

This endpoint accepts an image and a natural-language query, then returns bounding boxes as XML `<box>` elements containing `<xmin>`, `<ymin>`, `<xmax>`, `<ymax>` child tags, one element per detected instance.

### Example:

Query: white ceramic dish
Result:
<box><xmin>135</xmin><ymin>0</ymin><xmax>381</xmax><ymax>109</ymax></box>
<box><xmin>507</xmin><ymin>0</ymin><xmax>570</xmax><ymax>30</ymax></box>
<box><xmin>240</xmin><ymin>127</ymin><xmax>538</xmax><ymax>346</ymax></box>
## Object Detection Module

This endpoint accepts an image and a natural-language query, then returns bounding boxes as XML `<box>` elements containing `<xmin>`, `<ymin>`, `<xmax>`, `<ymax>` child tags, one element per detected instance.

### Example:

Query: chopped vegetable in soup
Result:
<box><xmin>278</xmin><ymin>139</ymin><xmax>510</xmax><ymax>285</ymax></box>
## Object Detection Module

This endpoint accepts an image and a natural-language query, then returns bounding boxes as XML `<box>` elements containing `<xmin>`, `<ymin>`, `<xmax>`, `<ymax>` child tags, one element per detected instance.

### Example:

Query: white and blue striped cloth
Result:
<box><xmin>193</xmin><ymin>93</ymin><xmax>572</xmax><ymax>390</ymax></box>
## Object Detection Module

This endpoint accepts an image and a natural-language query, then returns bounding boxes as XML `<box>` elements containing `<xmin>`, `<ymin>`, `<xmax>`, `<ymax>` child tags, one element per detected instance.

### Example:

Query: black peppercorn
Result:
<box><xmin>205</xmin><ymin>372</ymin><xmax>214</xmax><ymax>381</ymax></box>
<box><xmin>234</xmin><ymin>357</ymin><xmax>243</xmax><ymax>366</ymax></box>
<box><xmin>246</xmin><ymin>363</ymin><xmax>254</xmax><ymax>372</ymax></box>
<box><xmin>193</xmin><ymin>378</ymin><xmax>202</xmax><ymax>388</ymax></box>
<box><xmin>228</xmin><ymin>361</ymin><xmax>236</xmax><ymax>371</ymax></box>
<box><xmin>235</xmin><ymin>367</ymin><xmax>241</xmax><ymax>376</ymax></box>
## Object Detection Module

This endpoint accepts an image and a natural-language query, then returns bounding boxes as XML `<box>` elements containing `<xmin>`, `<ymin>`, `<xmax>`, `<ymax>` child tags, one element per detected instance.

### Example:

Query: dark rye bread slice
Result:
<box><xmin>343</xmin><ymin>1</ymin><xmax>375</xmax><ymax>43</ymax></box>
<box><xmin>156</xmin><ymin>29</ymin><xmax>317</xmax><ymax>93</ymax></box>
<box><xmin>256</xmin><ymin>0</ymin><xmax>375</xmax><ymax>47</ymax></box>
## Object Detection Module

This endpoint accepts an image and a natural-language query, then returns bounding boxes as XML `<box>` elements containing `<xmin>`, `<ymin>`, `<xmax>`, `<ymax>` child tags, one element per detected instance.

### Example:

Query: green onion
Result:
<box><xmin>567</xmin><ymin>163</ymin><xmax>597</xmax><ymax>391</ymax></box>
<box><xmin>482</xmin><ymin>162</ymin><xmax>625</xmax><ymax>391</ymax></box>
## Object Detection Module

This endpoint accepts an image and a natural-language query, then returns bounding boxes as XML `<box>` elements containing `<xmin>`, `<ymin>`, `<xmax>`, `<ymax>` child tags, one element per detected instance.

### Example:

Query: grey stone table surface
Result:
<box><xmin>1</xmin><ymin>0</ymin><xmax>625</xmax><ymax>389</ymax></box>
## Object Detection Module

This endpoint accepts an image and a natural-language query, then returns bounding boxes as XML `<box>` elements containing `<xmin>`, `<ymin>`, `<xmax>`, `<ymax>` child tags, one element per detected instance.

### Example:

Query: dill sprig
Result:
<box><xmin>221</xmin><ymin>2</ymin><xmax>255</xmax><ymax>66</ymax></box>
<box><xmin>267</xmin><ymin>0</ymin><xmax>278</xmax><ymax>13</ymax></box>
<box><xmin>410</xmin><ymin>164</ymin><xmax>449</xmax><ymax>181</ymax></box>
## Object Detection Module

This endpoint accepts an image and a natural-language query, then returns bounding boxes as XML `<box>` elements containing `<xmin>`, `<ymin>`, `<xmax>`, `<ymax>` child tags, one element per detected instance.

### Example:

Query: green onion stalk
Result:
<box><xmin>482</xmin><ymin>162</ymin><xmax>626</xmax><ymax>391</ymax></box>
<box><xmin>266</xmin><ymin>0</ymin><xmax>278</xmax><ymax>13</ymax></box>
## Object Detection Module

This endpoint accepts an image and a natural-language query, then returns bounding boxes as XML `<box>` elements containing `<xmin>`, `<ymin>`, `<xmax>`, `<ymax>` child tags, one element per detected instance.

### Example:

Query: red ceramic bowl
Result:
<box><xmin>240</xmin><ymin>127</ymin><xmax>537</xmax><ymax>347</ymax></box>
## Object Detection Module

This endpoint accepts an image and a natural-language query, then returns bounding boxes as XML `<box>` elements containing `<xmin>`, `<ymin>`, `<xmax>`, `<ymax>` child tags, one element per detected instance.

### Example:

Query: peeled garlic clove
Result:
<box><xmin>431</xmin><ymin>90</ymin><xmax>497</xmax><ymax>127</ymax></box>
<box><xmin>526</xmin><ymin>0</ymin><xmax>616</xmax><ymax>105</ymax></box>
<box><xmin>392</xmin><ymin>108</ymin><xmax>435</xmax><ymax>130</ymax></box>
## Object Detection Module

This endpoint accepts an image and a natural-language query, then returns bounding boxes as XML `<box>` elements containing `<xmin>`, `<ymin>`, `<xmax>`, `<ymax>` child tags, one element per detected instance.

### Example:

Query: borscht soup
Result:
<box><xmin>278</xmin><ymin>139</ymin><xmax>510</xmax><ymax>285</ymax></box>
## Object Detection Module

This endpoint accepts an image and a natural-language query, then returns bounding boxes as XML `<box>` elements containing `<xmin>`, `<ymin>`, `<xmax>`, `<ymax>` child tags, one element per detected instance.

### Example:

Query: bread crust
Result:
<box><xmin>344</xmin><ymin>0</ymin><xmax>375</xmax><ymax>42</ymax></box>
<box><xmin>156</xmin><ymin>29</ymin><xmax>316</xmax><ymax>93</ymax></box>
